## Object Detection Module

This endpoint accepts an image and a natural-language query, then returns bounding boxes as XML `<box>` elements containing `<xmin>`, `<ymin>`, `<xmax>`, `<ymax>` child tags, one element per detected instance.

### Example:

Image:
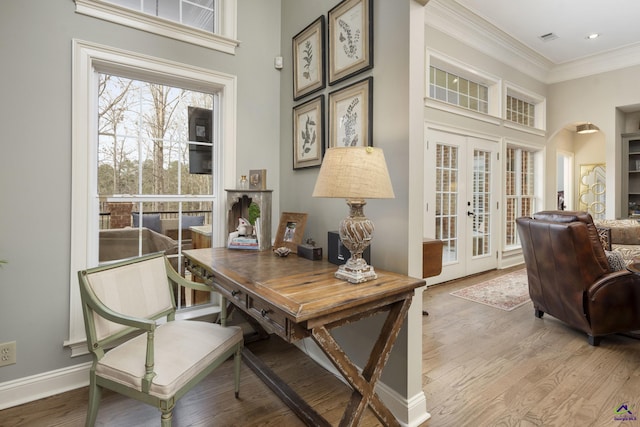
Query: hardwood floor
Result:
<box><xmin>3</xmin><ymin>267</ymin><xmax>639</xmax><ymax>426</ymax></box>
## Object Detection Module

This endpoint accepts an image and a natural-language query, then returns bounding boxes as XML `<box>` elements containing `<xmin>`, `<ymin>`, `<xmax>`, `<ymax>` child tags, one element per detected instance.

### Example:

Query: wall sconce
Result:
<box><xmin>576</xmin><ymin>123</ymin><xmax>599</xmax><ymax>134</ymax></box>
<box><xmin>312</xmin><ymin>146</ymin><xmax>394</xmax><ymax>284</ymax></box>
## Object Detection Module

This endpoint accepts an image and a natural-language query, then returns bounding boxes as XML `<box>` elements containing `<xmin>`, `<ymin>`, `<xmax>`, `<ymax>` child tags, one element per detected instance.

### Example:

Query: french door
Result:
<box><xmin>426</xmin><ymin>128</ymin><xmax>499</xmax><ymax>284</ymax></box>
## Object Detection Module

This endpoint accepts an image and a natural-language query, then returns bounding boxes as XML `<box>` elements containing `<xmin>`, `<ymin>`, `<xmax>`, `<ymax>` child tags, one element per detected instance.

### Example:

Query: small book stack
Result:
<box><xmin>228</xmin><ymin>236</ymin><xmax>259</xmax><ymax>250</ymax></box>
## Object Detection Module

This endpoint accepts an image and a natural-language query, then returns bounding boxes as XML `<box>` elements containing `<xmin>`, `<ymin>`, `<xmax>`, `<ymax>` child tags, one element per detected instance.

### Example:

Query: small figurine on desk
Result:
<box><xmin>273</xmin><ymin>247</ymin><xmax>291</xmax><ymax>257</ymax></box>
<box><xmin>228</xmin><ymin>218</ymin><xmax>259</xmax><ymax>250</ymax></box>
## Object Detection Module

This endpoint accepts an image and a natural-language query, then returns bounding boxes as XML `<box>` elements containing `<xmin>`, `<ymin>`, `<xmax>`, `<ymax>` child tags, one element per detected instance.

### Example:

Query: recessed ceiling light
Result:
<box><xmin>586</xmin><ymin>33</ymin><xmax>600</xmax><ymax>40</ymax></box>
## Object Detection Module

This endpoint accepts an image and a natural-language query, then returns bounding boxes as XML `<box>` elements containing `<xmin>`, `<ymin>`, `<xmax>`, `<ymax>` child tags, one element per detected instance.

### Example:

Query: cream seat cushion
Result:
<box><xmin>96</xmin><ymin>321</ymin><xmax>242</xmax><ymax>400</ymax></box>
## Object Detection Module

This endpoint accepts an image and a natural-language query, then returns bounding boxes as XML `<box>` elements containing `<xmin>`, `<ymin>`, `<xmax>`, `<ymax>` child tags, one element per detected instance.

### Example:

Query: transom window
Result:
<box><xmin>506</xmin><ymin>95</ymin><xmax>535</xmax><ymax>127</ymax></box>
<box><xmin>75</xmin><ymin>0</ymin><xmax>238</xmax><ymax>53</ymax></box>
<box><xmin>429</xmin><ymin>66</ymin><xmax>489</xmax><ymax>114</ymax></box>
<box><xmin>103</xmin><ymin>0</ymin><xmax>217</xmax><ymax>33</ymax></box>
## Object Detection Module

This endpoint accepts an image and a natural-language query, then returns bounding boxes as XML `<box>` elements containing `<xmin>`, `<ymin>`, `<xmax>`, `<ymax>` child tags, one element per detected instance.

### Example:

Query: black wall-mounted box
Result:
<box><xmin>328</xmin><ymin>231</ymin><xmax>371</xmax><ymax>265</ymax></box>
<box><xmin>297</xmin><ymin>244</ymin><xmax>323</xmax><ymax>261</ymax></box>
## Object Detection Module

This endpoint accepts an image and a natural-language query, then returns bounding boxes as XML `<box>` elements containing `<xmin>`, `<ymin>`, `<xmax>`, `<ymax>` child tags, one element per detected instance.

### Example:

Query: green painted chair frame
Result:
<box><xmin>78</xmin><ymin>252</ymin><xmax>243</xmax><ymax>426</ymax></box>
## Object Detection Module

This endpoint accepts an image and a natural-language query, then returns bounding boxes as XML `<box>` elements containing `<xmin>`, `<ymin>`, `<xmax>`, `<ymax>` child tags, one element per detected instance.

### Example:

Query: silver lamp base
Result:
<box><xmin>336</xmin><ymin>199</ymin><xmax>377</xmax><ymax>284</ymax></box>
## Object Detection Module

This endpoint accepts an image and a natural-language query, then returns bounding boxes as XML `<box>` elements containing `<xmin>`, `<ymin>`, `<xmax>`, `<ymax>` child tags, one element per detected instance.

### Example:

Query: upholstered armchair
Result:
<box><xmin>516</xmin><ymin>210</ymin><xmax>640</xmax><ymax>346</ymax></box>
<box><xmin>78</xmin><ymin>252</ymin><xmax>243</xmax><ymax>426</ymax></box>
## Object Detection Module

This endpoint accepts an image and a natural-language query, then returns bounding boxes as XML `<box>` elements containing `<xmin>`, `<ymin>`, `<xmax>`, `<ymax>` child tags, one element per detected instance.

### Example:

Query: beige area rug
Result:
<box><xmin>450</xmin><ymin>269</ymin><xmax>530</xmax><ymax>311</ymax></box>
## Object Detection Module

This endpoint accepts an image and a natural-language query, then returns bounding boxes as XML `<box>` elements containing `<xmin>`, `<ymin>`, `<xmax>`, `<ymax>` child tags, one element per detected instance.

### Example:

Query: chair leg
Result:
<box><xmin>234</xmin><ymin>345</ymin><xmax>242</xmax><ymax>398</ymax></box>
<box><xmin>588</xmin><ymin>335</ymin><xmax>601</xmax><ymax>346</ymax></box>
<box><xmin>161</xmin><ymin>410</ymin><xmax>172</xmax><ymax>427</ymax></box>
<box><xmin>85</xmin><ymin>376</ymin><xmax>101</xmax><ymax>427</ymax></box>
<box><xmin>534</xmin><ymin>309</ymin><xmax>544</xmax><ymax>318</ymax></box>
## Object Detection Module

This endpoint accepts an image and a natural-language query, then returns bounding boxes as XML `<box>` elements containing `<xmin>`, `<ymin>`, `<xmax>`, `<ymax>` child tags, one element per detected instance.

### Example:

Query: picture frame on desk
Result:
<box><xmin>274</xmin><ymin>212</ymin><xmax>308</xmax><ymax>253</ymax></box>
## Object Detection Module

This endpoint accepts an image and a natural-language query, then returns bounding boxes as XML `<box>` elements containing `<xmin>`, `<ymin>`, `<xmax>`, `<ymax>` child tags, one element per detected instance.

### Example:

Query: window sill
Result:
<box><xmin>425</xmin><ymin>97</ymin><xmax>546</xmax><ymax>136</ymax></box>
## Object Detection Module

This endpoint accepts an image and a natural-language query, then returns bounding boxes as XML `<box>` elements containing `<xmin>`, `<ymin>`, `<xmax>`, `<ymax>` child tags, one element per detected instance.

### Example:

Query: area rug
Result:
<box><xmin>450</xmin><ymin>269</ymin><xmax>530</xmax><ymax>311</ymax></box>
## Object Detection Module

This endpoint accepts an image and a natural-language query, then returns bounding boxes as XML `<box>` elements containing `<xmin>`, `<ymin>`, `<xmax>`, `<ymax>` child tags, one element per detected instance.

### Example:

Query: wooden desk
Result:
<box><xmin>184</xmin><ymin>248</ymin><xmax>425</xmax><ymax>427</ymax></box>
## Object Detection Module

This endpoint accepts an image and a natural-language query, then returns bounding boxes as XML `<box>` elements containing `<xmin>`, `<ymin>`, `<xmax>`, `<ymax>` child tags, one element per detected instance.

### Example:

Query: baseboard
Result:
<box><xmin>294</xmin><ymin>338</ymin><xmax>431</xmax><ymax>426</ymax></box>
<box><xmin>0</xmin><ymin>362</ymin><xmax>91</xmax><ymax>410</ymax></box>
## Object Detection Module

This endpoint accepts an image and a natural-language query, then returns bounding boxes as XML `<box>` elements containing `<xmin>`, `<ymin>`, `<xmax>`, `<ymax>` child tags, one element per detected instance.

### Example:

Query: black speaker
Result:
<box><xmin>328</xmin><ymin>231</ymin><xmax>371</xmax><ymax>266</ymax></box>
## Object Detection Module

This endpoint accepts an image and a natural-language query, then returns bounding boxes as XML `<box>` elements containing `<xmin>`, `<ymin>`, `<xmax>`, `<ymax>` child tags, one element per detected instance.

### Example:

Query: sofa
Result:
<box><xmin>594</xmin><ymin>218</ymin><xmax>640</xmax><ymax>265</ymax></box>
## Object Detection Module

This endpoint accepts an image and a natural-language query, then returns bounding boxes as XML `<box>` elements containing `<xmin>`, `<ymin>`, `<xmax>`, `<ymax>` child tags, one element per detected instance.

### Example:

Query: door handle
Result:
<box><xmin>467</xmin><ymin>211</ymin><xmax>475</xmax><ymax>217</ymax></box>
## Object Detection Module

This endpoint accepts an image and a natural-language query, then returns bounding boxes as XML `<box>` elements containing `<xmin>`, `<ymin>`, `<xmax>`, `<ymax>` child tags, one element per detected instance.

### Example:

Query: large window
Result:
<box><xmin>69</xmin><ymin>40</ymin><xmax>237</xmax><ymax>354</ymax></box>
<box><xmin>75</xmin><ymin>0</ymin><xmax>238</xmax><ymax>53</ymax></box>
<box><xmin>505</xmin><ymin>146</ymin><xmax>536</xmax><ymax>247</ymax></box>
<box><xmin>97</xmin><ymin>75</ymin><xmax>216</xmax><ymax>308</ymax></box>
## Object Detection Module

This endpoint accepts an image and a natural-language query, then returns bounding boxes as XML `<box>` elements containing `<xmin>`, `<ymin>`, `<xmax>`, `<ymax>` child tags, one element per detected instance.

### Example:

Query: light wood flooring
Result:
<box><xmin>2</xmin><ymin>266</ymin><xmax>639</xmax><ymax>426</ymax></box>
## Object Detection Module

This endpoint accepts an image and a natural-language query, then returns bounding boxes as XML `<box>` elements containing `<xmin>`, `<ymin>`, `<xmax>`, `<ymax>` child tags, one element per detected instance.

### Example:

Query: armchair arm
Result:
<box><xmin>165</xmin><ymin>256</ymin><xmax>213</xmax><ymax>293</ymax></box>
<box><xmin>588</xmin><ymin>269</ymin><xmax>640</xmax><ymax>300</ymax></box>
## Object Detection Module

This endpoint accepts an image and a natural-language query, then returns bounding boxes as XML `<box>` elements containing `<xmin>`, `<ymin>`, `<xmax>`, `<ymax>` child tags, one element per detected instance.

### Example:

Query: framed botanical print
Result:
<box><xmin>292</xmin><ymin>16</ymin><xmax>326</xmax><ymax>101</ymax></box>
<box><xmin>293</xmin><ymin>95</ymin><xmax>325</xmax><ymax>169</ymax></box>
<box><xmin>328</xmin><ymin>0</ymin><xmax>373</xmax><ymax>85</ymax></box>
<box><xmin>328</xmin><ymin>77</ymin><xmax>372</xmax><ymax>148</ymax></box>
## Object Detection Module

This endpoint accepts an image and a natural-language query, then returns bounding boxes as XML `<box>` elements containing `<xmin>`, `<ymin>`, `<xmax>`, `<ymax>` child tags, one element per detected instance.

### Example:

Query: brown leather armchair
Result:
<box><xmin>516</xmin><ymin>210</ymin><xmax>640</xmax><ymax>346</ymax></box>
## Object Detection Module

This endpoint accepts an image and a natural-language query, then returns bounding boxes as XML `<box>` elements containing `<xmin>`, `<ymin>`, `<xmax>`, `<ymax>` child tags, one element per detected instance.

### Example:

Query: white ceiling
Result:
<box><xmin>426</xmin><ymin>0</ymin><xmax>640</xmax><ymax>83</ymax></box>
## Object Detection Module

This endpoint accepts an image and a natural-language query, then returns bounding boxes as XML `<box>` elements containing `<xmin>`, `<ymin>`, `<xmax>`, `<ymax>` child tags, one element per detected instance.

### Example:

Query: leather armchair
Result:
<box><xmin>516</xmin><ymin>210</ymin><xmax>640</xmax><ymax>346</ymax></box>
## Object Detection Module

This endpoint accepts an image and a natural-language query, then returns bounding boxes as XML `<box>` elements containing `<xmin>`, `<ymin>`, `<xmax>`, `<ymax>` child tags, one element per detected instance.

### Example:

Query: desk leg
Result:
<box><xmin>242</xmin><ymin>348</ymin><xmax>331</xmax><ymax>427</ymax></box>
<box><xmin>311</xmin><ymin>298</ymin><xmax>411</xmax><ymax>427</ymax></box>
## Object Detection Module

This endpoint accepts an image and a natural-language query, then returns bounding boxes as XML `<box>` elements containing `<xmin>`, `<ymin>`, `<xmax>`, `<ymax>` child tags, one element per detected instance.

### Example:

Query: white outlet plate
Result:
<box><xmin>0</xmin><ymin>341</ymin><xmax>16</xmax><ymax>367</ymax></box>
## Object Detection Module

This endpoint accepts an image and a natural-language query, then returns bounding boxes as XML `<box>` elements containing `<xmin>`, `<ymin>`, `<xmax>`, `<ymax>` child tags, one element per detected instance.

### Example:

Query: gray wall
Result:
<box><xmin>279</xmin><ymin>0</ymin><xmax>423</xmax><ymax>399</ymax></box>
<box><xmin>0</xmin><ymin>0</ymin><xmax>281</xmax><ymax>382</ymax></box>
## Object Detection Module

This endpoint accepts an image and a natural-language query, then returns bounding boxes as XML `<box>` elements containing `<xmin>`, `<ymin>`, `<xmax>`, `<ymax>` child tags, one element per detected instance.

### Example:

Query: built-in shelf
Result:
<box><xmin>622</xmin><ymin>132</ymin><xmax>640</xmax><ymax>217</ymax></box>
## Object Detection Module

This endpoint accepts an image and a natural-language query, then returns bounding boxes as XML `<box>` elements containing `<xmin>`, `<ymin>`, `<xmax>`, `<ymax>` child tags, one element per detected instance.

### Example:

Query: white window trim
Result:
<box><xmin>67</xmin><ymin>39</ymin><xmax>237</xmax><ymax>355</ymax></box>
<box><xmin>75</xmin><ymin>0</ymin><xmax>239</xmax><ymax>54</ymax></box>
<box><xmin>504</xmin><ymin>81</ymin><xmax>546</xmax><ymax>133</ymax></box>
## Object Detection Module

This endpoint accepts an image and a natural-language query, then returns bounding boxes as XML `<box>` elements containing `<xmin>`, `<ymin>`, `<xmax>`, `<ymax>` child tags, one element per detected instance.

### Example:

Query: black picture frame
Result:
<box><xmin>328</xmin><ymin>0</ymin><xmax>373</xmax><ymax>85</ymax></box>
<box><xmin>328</xmin><ymin>77</ymin><xmax>373</xmax><ymax>147</ymax></box>
<box><xmin>292</xmin><ymin>16</ymin><xmax>326</xmax><ymax>101</ymax></box>
<box><xmin>293</xmin><ymin>95</ymin><xmax>325</xmax><ymax>169</ymax></box>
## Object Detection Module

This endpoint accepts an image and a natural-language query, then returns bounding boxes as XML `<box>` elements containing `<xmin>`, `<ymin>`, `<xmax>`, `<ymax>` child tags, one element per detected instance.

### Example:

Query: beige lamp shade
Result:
<box><xmin>312</xmin><ymin>147</ymin><xmax>395</xmax><ymax>199</ymax></box>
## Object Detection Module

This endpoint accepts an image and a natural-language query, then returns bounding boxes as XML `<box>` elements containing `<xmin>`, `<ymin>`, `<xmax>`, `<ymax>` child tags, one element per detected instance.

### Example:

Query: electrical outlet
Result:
<box><xmin>0</xmin><ymin>341</ymin><xmax>16</xmax><ymax>367</ymax></box>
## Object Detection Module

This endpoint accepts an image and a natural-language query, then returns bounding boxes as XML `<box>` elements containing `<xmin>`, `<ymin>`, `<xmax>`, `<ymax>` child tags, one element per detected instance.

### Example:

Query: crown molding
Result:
<box><xmin>547</xmin><ymin>42</ymin><xmax>640</xmax><ymax>83</ymax></box>
<box><xmin>424</xmin><ymin>0</ymin><xmax>640</xmax><ymax>84</ymax></box>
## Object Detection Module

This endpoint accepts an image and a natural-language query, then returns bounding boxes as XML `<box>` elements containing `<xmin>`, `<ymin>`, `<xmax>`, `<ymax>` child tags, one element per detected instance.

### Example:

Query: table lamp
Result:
<box><xmin>312</xmin><ymin>146</ymin><xmax>395</xmax><ymax>283</ymax></box>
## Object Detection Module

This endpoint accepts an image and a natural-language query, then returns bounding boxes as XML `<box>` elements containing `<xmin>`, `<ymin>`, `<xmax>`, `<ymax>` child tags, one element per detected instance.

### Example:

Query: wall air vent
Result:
<box><xmin>539</xmin><ymin>32</ymin><xmax>559</xmax><ymax>42</ymax></box>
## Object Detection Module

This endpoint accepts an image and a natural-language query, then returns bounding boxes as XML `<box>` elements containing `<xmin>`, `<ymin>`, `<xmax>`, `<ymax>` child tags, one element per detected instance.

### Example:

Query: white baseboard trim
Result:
<box><xmin>0</xmin><ymin>362</ymin><xmax>91</xmax><ymax>411</ymax></box>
